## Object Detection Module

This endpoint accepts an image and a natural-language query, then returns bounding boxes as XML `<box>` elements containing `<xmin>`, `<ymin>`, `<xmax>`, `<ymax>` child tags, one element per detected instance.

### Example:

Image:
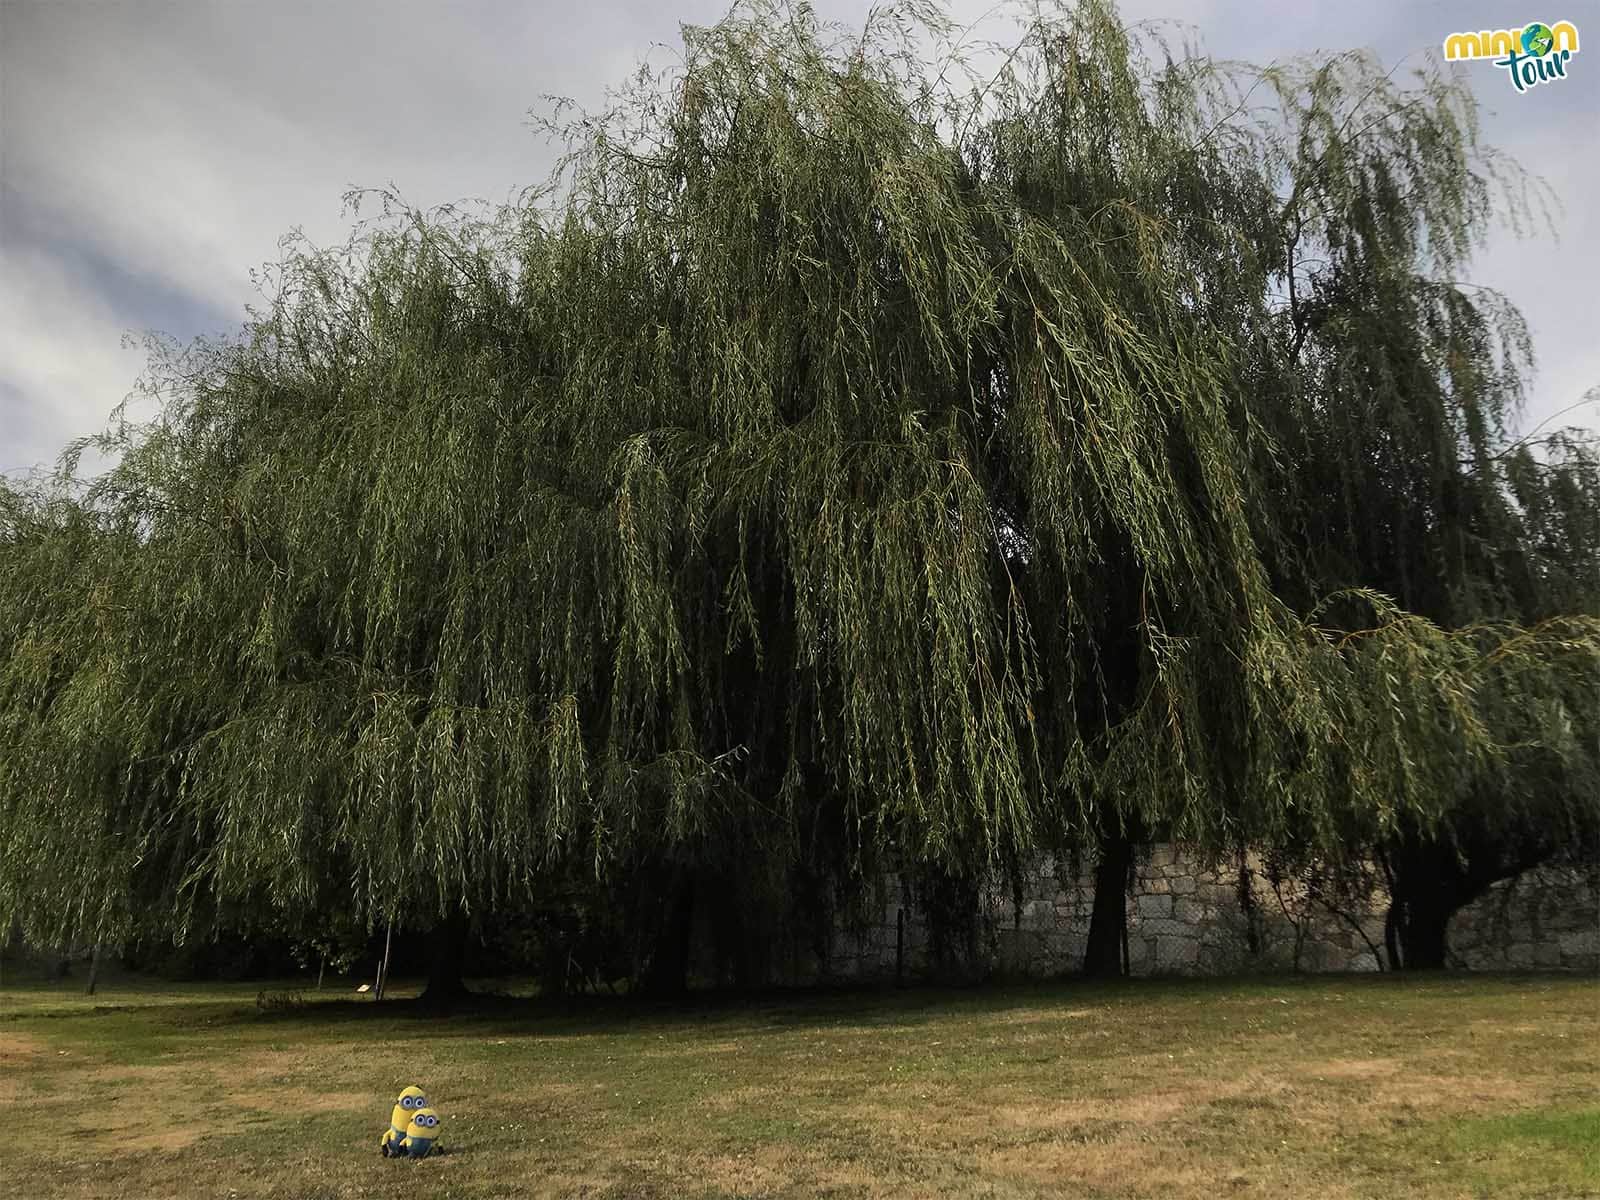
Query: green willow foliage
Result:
<box><xmin>2</xmin><ymin>1</ymin><xmax>1595</xmax><ymax>948</ymax></box>
<box><xmin>1240</xmin><ymin>46</ymin><xmax>1549</xmax><ymax>623</ymax></box>
<box><xmin>1224</xmin><ymin>44</ymin><xmax>1600</xmax><ymax>895</ymax></box>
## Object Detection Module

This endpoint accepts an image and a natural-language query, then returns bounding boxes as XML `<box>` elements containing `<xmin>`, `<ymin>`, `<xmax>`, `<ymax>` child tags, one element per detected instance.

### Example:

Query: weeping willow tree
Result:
<box><xmin>1</xmin><ymin>0</ymin><xmax>1594</xmax><ymax>990</ymax></box>
<box><xmin>1220</xmin><ymin>46</ymin><xmax>1600</xmax><ymax>965</ymax></box>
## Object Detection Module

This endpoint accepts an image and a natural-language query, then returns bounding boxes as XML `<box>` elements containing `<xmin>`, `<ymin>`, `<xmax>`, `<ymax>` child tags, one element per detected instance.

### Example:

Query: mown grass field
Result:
<box><xmin>2</xmin><ymin>970</ymin><xmax>1595</xmax><ymax>1199</ymax></box>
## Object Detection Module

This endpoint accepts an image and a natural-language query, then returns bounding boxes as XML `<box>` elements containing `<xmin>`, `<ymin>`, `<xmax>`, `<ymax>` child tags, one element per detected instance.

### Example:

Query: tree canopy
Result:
<box><xmin>2</xmin><ymin>0</ymin><xmax>1595</xmax><ymax>980</ymax></box>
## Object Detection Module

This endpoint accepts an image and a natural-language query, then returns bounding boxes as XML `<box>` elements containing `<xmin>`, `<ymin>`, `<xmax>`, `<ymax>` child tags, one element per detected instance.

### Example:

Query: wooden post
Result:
<box><xmin>375</xmin><ymin>923</ymin><xmax>393</xmax><ymax>1000</ymax></box>
<box><xmin>895</xmin><ymin>907</ymin><xmax>905</xmax><ymax>986</ymax></box>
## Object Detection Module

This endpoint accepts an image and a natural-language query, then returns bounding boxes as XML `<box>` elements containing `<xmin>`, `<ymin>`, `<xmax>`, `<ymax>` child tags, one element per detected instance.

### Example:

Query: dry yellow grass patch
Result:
<box><xmin>4</xmin><ymin>974</ymin><xmax>1597</xmax><ymax>1199</ymax></box>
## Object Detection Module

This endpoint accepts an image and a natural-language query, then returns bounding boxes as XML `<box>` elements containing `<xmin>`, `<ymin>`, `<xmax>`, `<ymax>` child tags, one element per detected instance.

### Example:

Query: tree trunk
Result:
<box><xmin>1393</xmin><ymin>894</ymin><xmax>1452</xmax><ymax>969</ymax></box>
<box><xmin>641</xmin><ymin>870</ymin><xmax>696</xmax><ymax>998</ymax></box>
<box><xmin>85</xmin><ymin>943</ymin><xmax>102</xmax><ymax>996</ymax></box>
<box><xmin>1383</xmin><ymin>900</ymin><xmax>1402</xmax><ymax>971</ymax></box>
<box><xmin>419</xmin><ymin>909</ymin><xmax>470</xmax><ymax>1011</ymax></box>
<box><xmin>1387</xmin><ymin>815</ymin><xmax>1561</xmax><ymax>970</ymax></box>
<box><xmin>1084</xmin><ymin>833</ymin><xmax>1134</xmax><ymax>978</ymax></box>
<box><xmin>1385</xmin><ymin>835</ymin><xmax>1477</xmax><ymax>970</ymax></box>
<box><xmin>895</xmin><ymin>907</ymin><xmax>905</xmax><ymax>987</ymax></box>
<box><xmin>704</xmin><ymin>867</ymin><xmax>761</xmax><ymax>990</ymax></box>
<box><xmin>1387</xmin><ymin>857</ymin><xmax>1461</xmax><ymax>971</ymax></box>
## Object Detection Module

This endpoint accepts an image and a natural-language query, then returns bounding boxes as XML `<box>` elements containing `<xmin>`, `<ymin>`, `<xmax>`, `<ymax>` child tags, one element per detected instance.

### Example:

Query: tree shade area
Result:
<box><xmin>2</xmin><ymin>0</ymin><xmax>1595</xmax><ymax>996</ymax></box>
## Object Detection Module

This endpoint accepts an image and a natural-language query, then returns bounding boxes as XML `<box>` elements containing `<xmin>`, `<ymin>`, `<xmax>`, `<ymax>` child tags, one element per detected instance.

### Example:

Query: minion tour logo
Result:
<box><xmin>1444</xmin><ymin>21</ymin><xmax>1580</xmax><ymax>92</ymax></box>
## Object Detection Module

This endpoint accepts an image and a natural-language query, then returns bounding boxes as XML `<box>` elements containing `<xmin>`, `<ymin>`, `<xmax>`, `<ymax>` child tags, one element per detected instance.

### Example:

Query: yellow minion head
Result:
<box><xmin>403</xmin><ymin>1106</ymin><xmax>442</xmax><ymax>1157</ymax></box>
<box><xmin>383</xmin><ymin>1085</ymin><xmax>428</xmax><ymax>1152</ymax></box>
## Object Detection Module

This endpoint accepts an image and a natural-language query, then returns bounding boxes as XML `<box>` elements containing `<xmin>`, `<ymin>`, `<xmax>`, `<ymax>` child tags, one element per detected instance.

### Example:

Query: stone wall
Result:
<box><xmin>809</xmin><ymin>845</ymin><xmax>1599</xmax><ymax>982</ymax></box>
<box><xmin>1451</xmin><ymin>866</ymin><xmax>1600</xmax><ymax>971</ymax></box>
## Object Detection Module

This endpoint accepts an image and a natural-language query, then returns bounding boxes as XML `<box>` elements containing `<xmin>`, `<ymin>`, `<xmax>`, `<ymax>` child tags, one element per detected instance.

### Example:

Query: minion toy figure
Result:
<box><xmin>402</xmin><ymin>1106</ymin><xmax>442</xmax><ymax>1158</ymax></box>
<box><xmin>380</xmin><ymin>1086</ymin><xmax>428</xmax><ymax>1157</ymax></box>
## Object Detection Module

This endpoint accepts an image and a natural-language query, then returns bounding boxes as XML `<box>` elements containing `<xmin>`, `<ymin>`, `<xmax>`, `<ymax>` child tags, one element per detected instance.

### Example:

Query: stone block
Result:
<box><xmin>1174</xmin><ymin>898</ymin><xmax>1209</xmax><ymax>925</ymax></box>
<box><xmin>1171</xmin><ymin>875</ymin><xmax>1198</xmax><ymax>896</ymax></box>
<box><xmin>1128</xmin><ymin>936</ymin><xmax>1157</xmax><ymax>972</ymax></box>
<box><xmin>1155</xmin><ymin>936</ymin><xmax>1201</xmax><ymax>971</ymax></box>
<box><xmin>1139</xmin><ymin>917</ymin><xmax>1187</xmax><ymax>939</ymax></box>
<box><xmin>1559</xmin><ymin>929</ymin><xmax>1600</xmax><ymax>957</ymax></box>
<box><xmin>1137</xmin><ymin>893</ymin><xmax>1174</xmax><ymax>920</ymax></box>
<box><xmin>1343</xmin><ymin>947</ymin><xmax>1383</xmax><ymax>972</ymax></box>
<box><xmin>1022</xmin><ymin>899</ymin><xmax>1056</xmax><ymax>927</ymax></box>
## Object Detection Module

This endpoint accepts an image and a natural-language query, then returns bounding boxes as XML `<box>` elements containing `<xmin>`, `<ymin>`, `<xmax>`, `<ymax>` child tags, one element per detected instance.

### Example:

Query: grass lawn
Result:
<box><xmin>2</xmin><ymin>970</ymin><xmax>1596</xmax><ymax>1199</ymax></box>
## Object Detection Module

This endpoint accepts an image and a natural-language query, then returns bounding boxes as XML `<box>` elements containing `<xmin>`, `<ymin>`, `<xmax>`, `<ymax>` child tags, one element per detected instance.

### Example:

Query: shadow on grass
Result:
<box><xmin>204</xmin><ymin>967</ymin><xmax>1577</xmax><ymax>1043</ymax></box>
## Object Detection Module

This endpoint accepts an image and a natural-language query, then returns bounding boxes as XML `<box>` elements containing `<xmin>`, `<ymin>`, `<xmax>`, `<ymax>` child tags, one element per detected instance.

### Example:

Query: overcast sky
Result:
<box><xmin>3</xmin><ymin>0</ymin><xmax>1596</xmax><ymax>477</ymax></box>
